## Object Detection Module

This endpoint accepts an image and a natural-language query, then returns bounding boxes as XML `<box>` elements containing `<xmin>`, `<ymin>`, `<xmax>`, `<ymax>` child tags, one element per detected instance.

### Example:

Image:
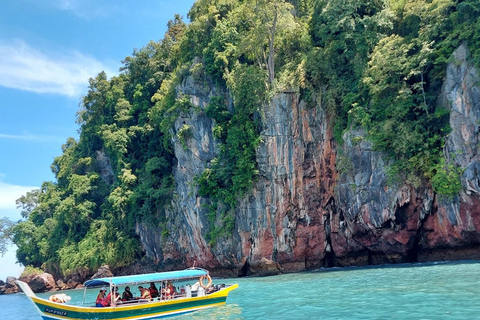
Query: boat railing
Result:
<box><xmin>110</xmin><ymin>284</ymin><xmax>229</xmax><ymax>307</ymax></box>
<box><xmin>115</xmin><ymin>298</ymin><xmax>150</xmax><ymax>305</ymax></box>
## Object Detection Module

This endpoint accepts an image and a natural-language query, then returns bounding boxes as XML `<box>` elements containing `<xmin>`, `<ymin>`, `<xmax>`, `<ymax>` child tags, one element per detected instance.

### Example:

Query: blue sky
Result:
<box><xmin>0</xmin><ymin>0</ymin><xmax>195</xmax><ymax>281</ymax></box>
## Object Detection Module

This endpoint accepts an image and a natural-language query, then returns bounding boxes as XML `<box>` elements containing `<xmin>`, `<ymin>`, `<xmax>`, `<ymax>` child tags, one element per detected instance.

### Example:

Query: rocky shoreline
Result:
<box><xmin>0</xmin><ymin>272</ymin><xmax>84</xmax><ymax>295</ymax></box>
<box><xmin>0</xmin><ymin>265</ymin><xmax>116</xmax><ymax>295</ymax></box>
<box><xmin>3</xmin><ymin>257</ymin><xmax>480</xmax><ymax>295</ymax></box>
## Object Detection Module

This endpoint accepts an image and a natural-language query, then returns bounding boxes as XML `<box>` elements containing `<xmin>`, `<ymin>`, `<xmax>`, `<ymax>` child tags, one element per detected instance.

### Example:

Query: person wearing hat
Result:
<box><xmin>95</xmin><ymin>287</ymin><xmax>106</xmax><ymax>307</ymax></box>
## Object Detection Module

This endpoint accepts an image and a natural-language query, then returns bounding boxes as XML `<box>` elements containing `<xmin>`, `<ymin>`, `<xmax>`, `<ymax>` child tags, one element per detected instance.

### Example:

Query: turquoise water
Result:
<box><xmin>2</xmin><ymin>261</ymin><xmax>480</xmax><ymax>319</ymax></box>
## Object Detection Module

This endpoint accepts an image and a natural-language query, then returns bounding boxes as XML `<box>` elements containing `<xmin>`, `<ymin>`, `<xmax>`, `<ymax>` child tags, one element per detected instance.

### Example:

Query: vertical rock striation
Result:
<box><xmin>420</xmin><ymin>44</ymin><xmax>480</xmax><ymax>261</ymax></box>
<box><xmin>235</xmin><ymin>93</ymin><xmax>336</xmax><ymax>274</ymax></box>
<box><xmin>136</xmin><ymin>75</ymin><xmax>226</xmax><ymax>271</ymax></box>
<box><xmin>334</xmin><ymin>44</ymin><xmax>480</xmax><ymax>265</ymax></box>
<box><xmin>335</xmin><ymin>128</ymin><xmax>434</xmax><ymax>265</ymax></box>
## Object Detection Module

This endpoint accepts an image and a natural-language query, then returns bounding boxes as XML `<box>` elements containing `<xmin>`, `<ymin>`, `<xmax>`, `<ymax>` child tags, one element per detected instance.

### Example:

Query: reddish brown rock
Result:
<box><xmin>248</xmin><ymin>258</ymin><xmax>283</xmax><ymax>276</ymax></box>
<box><xmin>91</xmin><ymin>265</ymin><xmax>113</xmax><ymax>279</ymax></box>
<box><xmin>56</xmin><ymin>279</ymin><xmax>68</xmax><ymax>290</ymax></box>
<box><xmin>66</xmin><ymin>279</ymin><xmax>81</xmax><ymax>289</ymax></box>
<box><xmin>21</xmin><ymin>273</ymin><xmax>56</xmax><ymax>293</ymax></box>
<box><xmin>5</xmin><ymin>276</ymin><xmax>17</xmax><ymax>288</ymax></box>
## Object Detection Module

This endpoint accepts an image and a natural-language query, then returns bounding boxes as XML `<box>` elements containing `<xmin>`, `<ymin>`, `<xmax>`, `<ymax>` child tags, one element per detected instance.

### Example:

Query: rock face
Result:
<box><xmin>135</xmin><ymin>75</ymin><xmax>225</xmax><ymax>272</ymax></box>
<box><xmin>91</xmin><ymin>265</ymin><xmax>114</xmax><ymax>279</ymax></box>
<box><xmin>335</xmin><ymin>129</ymin><xmax>436</xmax><ymax>265</ymax></box>
<box><xmin>19</xmin><ymin>273</ymin><xmax>56</xmax><ymax>293</ymax></box>
<box><xmin>136</xmin><ymin>44</ymin><xmax>480</xmax><ymax>275</ymax></box>
<box><xmin>96</xmin><ymin>150</ymin><xmax>115</xmax><ymax>185</ymax></box>
<box><xmin>0</xmin><ymin>277</ymin><xmax>19</xmax><ymax>294</ymax></box>
<box><xmin>235</xmin><ymin>93</ymin><xmax>336</xmax><ymax>273</ymax></box>
<box><xmin>333</xmin><ymin>44</ymin><xmax>480</xmax><ymax>264</ymax></box>
<box><xmin>421</xmin><ymin>43</ymin><xmax>480</xmax><ymax>261</ymax></box>
<box><xmin>5</xmin><ymin>276</ymin><xmax>16</xmax><ymax>288</ymax></box>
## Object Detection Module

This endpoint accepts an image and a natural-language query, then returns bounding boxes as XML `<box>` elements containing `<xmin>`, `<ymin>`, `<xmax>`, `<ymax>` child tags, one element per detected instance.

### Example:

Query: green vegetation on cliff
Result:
<box><xmin>309</xmin><ymin>0</ymin><xmax>479</xmax><ymax>195</ymax></box>
<box><xmin>4</xmin><ymin>0</ymin><xmax>480</xmax><ymax>275</ymax></box>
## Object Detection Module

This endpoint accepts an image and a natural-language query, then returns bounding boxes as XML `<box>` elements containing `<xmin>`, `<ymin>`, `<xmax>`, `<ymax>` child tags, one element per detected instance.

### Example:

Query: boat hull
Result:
<box><xmin>33</xmin><ymin>296</ymin><xmax>227</xmax><ymax>320</ymax></box>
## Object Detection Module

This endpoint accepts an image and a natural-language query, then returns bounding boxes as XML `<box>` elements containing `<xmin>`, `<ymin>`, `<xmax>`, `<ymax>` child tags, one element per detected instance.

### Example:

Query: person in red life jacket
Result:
<box><xmin>95</xmin><ymin>287</ymin><xmax>106</xmax><ymax>307</ymax></box>
<box><xmin>166</xmin><ymin>281</ymin><xmax>176</xmax><ymax>299</ymax></box>
<box><xmin>102</xmin><ymin>286</ymin><xmax>121</xmax><ymax>306</ymax></box>
<box><xmin>137</xmin><ymin>286</ymin><xmax>152</xmax><ymax>301</ymax></box>
<box><xmin>149</xmin><ymin>282</ymin><xmax>159</xmax><ymax>298</ymax></box>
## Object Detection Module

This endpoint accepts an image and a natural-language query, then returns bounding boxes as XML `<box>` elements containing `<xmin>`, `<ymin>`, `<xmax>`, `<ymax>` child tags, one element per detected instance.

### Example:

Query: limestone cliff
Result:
<box><xmin>423</xmin><ymin>44</ymin><xmax>480</xmax><ymax>261</ymax></box>
<box><xmin>137</xmin><ymin>44</ymin><xmax>480</xmax><ymax>276</ymax></box>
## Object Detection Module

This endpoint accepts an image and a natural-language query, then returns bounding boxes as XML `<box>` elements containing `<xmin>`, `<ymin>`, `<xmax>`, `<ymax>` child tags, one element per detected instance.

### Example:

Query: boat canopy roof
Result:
<box><xmin>83</xmin><ymin>268</ymin><xmax>208</xmax><ymax>288</ymax></box>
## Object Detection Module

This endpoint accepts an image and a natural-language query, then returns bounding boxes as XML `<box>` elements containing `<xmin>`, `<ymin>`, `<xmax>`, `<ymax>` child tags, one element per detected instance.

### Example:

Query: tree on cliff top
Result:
<box><xmin>0</xmin><ymin>217</ymin><xmax>14</xmax><ymax>256</ymax></box>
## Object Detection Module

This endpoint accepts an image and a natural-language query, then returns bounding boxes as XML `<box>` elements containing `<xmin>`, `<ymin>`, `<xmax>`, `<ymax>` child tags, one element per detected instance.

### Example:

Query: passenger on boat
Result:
<box><xmin>160</xmin><ymin>281</ymin><xmax>168</xmax><ymax>299</ymax></box>
<box><xmin>138</xmin><ymin>286</ymin><xmax>152</xmax><ymax>301</ymax></box>
<box><xmin>163</xmin><ymin>281</ymin><xmax>176</xmax><ymax>299</ymax></box>
<box><xmin>48</xmin><ymin>293</ymin><xmax>71</xmax><ymax>303</ymax></box>
<box><xmin>122</xmin><ymin>286</ymin><xmax>134</xmax><ymax>301</ymax></box>
<box><xmin>95</xmin><ymin>287</ymin><xmax>106</xmax><ymax>307</ymax></box>
<box><xmin>149</xmin><ymin>282</ymin><xmax>159</xmax><ymax>298</ymax></box>
<box><xmin>103</xmin><ymin>287</ymin><xmax>121</xmax><ymax>306</ymax></box>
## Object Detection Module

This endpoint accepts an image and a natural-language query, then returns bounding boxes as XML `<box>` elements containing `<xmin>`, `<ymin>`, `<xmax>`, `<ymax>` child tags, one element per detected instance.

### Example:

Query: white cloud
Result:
<box><xmin>20</xmin><ymin>0</ymin><xmax>120</xmax><ymax>19</ymax></box>
<box><xmin>0</xmin><ymin>133</ymin><xmax>37</xmax><ymax>140</ymax></box>
<box><xmin>0</xmin><ymin>180</ymin><xmax>38</xmax><ymax>220</ymax></box>
<box><xmin>56</xmin><ymin>0</ymin><xmax>121</xmax><ymax>19</ymax></box>
<box><xmin>0</xmin><ymin>39</ymin><xmax>116</xmax><ymax>97</ymax></box>
<box><xmin>0</xmin><ymin>132</ymin><xmax>66</xmax><ymax>143</ymax></box>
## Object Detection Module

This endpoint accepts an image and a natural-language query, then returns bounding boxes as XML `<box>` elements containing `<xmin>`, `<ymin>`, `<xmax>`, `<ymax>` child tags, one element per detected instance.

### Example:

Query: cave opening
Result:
<box><xmin>239</xmin><ymin>260</ymin><xmax>251</xmax><ymax>277</ymax></box>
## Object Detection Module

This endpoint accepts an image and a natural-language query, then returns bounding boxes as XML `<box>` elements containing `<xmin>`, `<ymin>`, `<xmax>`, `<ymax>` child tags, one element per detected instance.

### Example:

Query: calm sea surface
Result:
<box><xmin>1</xmin><ymin>260</ymin><xmax>480</xmax><ymax>319</ymax></box>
